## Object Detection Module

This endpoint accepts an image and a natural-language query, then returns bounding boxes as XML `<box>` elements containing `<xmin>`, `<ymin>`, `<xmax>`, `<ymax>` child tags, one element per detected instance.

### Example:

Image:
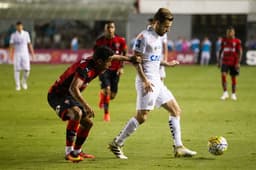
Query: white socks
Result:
<box><xmin>22</xmin><ymin>70</ymin><xmax>30</xmax><ymax>84</ymax></box>
<box><xmin>168</xmin><ymin>116</ymin><xmax>183</xmax><ymax>147</ymax></box>
<box><xmin>65</xmin><ymin>146</ymin><xmax>73</xmax><ymax>155</ymax></box>
<box><xmin>115</xmin><ymin>117</ymin><xmax>139</xmax><ymax>146</ymax></box>
<box><xmin>14</xmin><ymin>70</ymin><xmax>30</xmax><ymax>90</ymax></box>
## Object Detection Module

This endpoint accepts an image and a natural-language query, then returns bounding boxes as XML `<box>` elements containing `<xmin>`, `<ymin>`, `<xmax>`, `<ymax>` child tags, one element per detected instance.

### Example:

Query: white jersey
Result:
<box><xmin>10</xmin><ymin>30</ymin><xmax>31</xmax><ymax>55</ymax></box>
<box><xmin>133</xmin><ymin>29</ymin><xmax>164</xmax><ymax>81</ymax></box>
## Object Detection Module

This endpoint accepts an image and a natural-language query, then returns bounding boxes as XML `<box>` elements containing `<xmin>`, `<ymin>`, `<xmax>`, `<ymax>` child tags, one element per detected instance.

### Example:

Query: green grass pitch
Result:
<box><xmin>0</xmin><ymin>64</ymin><xmax>256</xmax><ymax>170</ymax></box>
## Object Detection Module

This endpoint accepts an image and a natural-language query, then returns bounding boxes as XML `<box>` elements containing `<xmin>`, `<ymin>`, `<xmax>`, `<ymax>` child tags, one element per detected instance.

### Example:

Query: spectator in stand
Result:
<box><xmin>215</xmin><ymin>37</ymin><xmax>222</xmax><ymax>61</ymax></box>
<box><xmin>71</xmin><ymin>35</ymin><xmax>79</xmax><ymax>51</ymax></box>
<box><xmin>175</xmin><ymin>36</ymin><xmax>183</xmax><ymax>52</ymax></box>
<box><xmin>181</xmin><ymin>37</ymin><xmax>190</xmax><ymax>52</ymax></box>
<box><xmin>190</xmin><ymin>37</ymin><xmax>200</xmax><ymax>63</ymax></box>
<box><xmin>200</xmin><ymin>37</ymin><xmax>212</xmax><ymax>65</ymax></box>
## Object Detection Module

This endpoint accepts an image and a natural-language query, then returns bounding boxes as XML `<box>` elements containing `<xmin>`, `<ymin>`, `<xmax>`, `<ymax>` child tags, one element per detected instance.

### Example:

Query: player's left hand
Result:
<box><xmin>167</xmin><ymin>60</ymin><xmax>179</xmax><ymax>67</ymax></box>
<box><xmin>130</xmin><ymin>55</ymin><xmax>142</xmax><ymax>64</ymax></box>
<box><xmin>84</xmin><ymin>105</ymin><xmax>95</xmax><ymax>118</ymax></box>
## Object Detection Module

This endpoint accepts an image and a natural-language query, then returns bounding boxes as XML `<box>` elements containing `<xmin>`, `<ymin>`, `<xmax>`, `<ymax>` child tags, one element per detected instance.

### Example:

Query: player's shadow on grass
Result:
<box><xmin>164</xmin><ymin>156</ymin><xmax>215</xmax><ymax>161</ymax></box>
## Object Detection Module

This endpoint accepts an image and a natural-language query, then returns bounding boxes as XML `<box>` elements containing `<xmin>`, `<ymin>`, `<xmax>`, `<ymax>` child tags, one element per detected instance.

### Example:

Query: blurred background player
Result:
<box><xmin>94</xmin><ymin>21</ymin><xmax>128</xmax><ymax>122</ymax></box>
<box><xmin>148</xmin><ymin>17</ymin><xmax>168</xmax><ymax>81</ymax></box>
<box><xmin>108</xmin><ymin>8</ymin><xmax>196</xmax><ymax>159</ymax></box>
<box><xmin>47</xmin><ymin>46</ymin><xmax>139</xmax><ymax>162</ymax></box>
<box><xmin>218</xmin><ymin>26</ymin><xmax>242</xmax><ymax>100</ymax></box>
<box><xmin>70</xmin><ymin>35</ymin><xmax>79</xmax><ymax>51</ymax></box>
<box><xmin>200</xmin><ymin>36</ymin><xmax>212</xmax><ymax>65</ymax></box>
<box><xmin>190</xmin><ymin>37</ymin><xmax>200</xmax><ymax>63</ymax></box>
<box><xmin>9</xmin><ymin>21</ymin><xmax>35</xmax><ymax>91</ymax></box>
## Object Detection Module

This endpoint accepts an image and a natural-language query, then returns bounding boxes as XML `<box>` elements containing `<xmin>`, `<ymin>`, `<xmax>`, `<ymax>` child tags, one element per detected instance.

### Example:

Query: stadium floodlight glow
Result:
<box><xmin>0</xmin><ymin>2</ymin><xmax>9</xmax><ymax>9</ymax></box>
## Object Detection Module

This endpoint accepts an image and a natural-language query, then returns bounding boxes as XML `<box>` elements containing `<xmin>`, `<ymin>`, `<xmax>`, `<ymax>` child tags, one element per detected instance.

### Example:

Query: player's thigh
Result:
<box><xmin>14</xmin><ymin>55</ymin><xmax>22</xmax><ymax>71</ymax></box>
<box><xmin>47</xmin><ymin>93</ymin><xmax>85</xmax><ymax>121</ymax></box>
<box><xmin>229</xmin><ymin>66</ymin><xmax>239</xmax><ymax>76</ymax></box>
<box><xmin>156</xmin><ymin>84</ymin><xmax>175</xmax><ymax>108</ymax></box>
<box><xmin>221</xmin><ymin>64</ymin><xmax>229</xmax><ymax>74</ymax></box>
<box><xmin>99</xmin><ymin>70</ymin><xmax>111</xmax><ymax>89</ymax></box>
<box><xmin>21</xmin><ymin>55</ymin><xmax>30</xmax><ymax>71</ymax></box>
<box><xmin>110</xmin><ymin>71</ymin><xmax>120</xmax><ymax>94</ymax></box>
<box><xmin>135</xmin><ymin>80</ymin><xmax>157</xmax><ymax>111</ymax></box>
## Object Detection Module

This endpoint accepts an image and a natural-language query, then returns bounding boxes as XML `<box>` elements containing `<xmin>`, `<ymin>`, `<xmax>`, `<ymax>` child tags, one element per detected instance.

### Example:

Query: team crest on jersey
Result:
<box><xmin>115</xmin><ymin>43</ymin><xmax>120</xmax><ymax>48</ymax></box>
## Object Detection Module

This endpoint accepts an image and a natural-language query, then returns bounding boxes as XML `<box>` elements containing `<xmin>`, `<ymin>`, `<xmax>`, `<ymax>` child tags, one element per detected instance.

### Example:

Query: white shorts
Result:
<box><xmin>159</xmin><ymin>65</ymin><xmax>166</xmax><ymax>78</ymax></box>
<box><xmin>14</xmin><ymin>54</ymin><xmax>30</xmax><ymax>71</ymax></box>
<box><xmin>135</xmin><ymin>78</ymin><xmax>175</xmax><ymax>110</ymax></box>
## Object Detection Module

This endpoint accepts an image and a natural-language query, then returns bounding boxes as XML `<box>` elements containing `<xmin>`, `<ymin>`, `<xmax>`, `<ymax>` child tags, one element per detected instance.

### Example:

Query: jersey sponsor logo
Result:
<box><xmin>150</xmin><ymin>55</ymin><xmax>161</xmax><ymax>61</ymax></box>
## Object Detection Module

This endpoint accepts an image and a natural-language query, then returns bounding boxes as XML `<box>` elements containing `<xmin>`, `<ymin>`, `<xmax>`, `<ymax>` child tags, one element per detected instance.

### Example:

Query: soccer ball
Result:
<box><xmin>208</xmin><ymin>136</ymin><xmax>228</xmax><ymax>155</ymax></box>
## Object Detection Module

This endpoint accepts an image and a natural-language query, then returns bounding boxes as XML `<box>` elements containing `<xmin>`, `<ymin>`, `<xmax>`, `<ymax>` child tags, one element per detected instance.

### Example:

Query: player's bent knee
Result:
<box><xmin>80</xmin><ymin>117</ymin><xmax>93</xmax><ymax>128</ymax></box>
<box><xmin>71</xmin><ymin>106</ymin><xmax>83</xmax><ymax>120</ymax></box>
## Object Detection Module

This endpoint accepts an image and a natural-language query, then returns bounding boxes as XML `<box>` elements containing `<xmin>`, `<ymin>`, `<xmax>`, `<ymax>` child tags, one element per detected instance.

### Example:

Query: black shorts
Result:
<box><xmin>99</xmin><ymin>69</ymin><xmax>120</xmax><ymax>93</ymax></box>
<box><xmin>221</xmin><ymin>64</ymin><xmax>239</xmax><ymax>76</ymax></box>
<box><xmin>47</xmin><ymin>93</ymin><xmax>86</xmax><ymax>121</ymax></box>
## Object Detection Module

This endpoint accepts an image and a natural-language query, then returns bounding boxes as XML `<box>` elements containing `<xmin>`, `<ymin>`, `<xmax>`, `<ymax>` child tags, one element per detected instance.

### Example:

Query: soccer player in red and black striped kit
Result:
<box><xmin>47</xmin><ymin>46</ymin><xmax>139</xmax><ymax>162</ymax></box>
<box><xmin>94</xmin><ymin>21</ymin><xmax>128</xmax><ymax>122</ymax></box>
<box><xmin>218</xmin><ymin>26</ymin><xmax>243</xmax><ymax>100</ymax></box>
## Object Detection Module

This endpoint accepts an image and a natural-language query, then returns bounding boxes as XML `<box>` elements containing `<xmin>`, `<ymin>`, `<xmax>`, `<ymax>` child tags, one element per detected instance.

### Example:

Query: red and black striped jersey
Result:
<box><xmin>49</xmin><ymin>57</ymin><xmax>99</xmax><ymax>95</ymax></box>
<box><xmin>221</xmin><ymin>37</ymin><xmax>242</xmax><ymax>66</ymax></box>
<box><xmin>95</xmin><ymin>35</ymin><xmax>127</xmax><ymax>70</ymax></box>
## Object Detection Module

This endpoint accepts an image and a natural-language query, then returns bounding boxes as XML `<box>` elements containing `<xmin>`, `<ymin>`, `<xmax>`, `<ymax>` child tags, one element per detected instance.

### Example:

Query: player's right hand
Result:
<box><xmin>143</xmin><ymin>80</ymin><xmax>154</xmax><ymax>95</ymax></box>
<box><xmin>84</xmin><ymin>106</ymin><xmax>95</xmax><ymax>118</ymax></box>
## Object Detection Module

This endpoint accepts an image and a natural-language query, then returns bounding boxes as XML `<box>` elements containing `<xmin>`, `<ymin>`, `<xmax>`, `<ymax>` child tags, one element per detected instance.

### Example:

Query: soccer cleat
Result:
<box><xmin>220</xmin><ymin>91</ymin><xmax>229</xmax><ymax>100</ymax></box>
<box><xmin>174</xmin><ymin>145</ymin><xmax>197</xmax><ymax>157</ymax></box>
<box><xmin>104</xmin><ymin>113</ymin><xmax>110</xmax><ymax>122</ymax></box>
<box><xmin>65</xmin><ymin>151</ymin><xmax>84</xmax><ymax>163</ymax></box>
<box><xmin>21</xmin><ymin>82</ymin><xmax>28</xmax><ymax>90</ymax></box>
<box><xmin>231</xmin><ymin>93</ymin><xmax>237</xmax><ymax>101</ymax></box>
<box><xmin>16</xmin><ymin>86</ymin><xmax>21</xmax><ymax>91</ymax></box>
<box><xmin>79</xmin><ymin>151</ymin><xmax>95</xmax><ymax>159</ymax></box>
<box><xmin>108</xmin><ymin>140</ymin><xmax>128</xmax><ymax>159</ymax></box>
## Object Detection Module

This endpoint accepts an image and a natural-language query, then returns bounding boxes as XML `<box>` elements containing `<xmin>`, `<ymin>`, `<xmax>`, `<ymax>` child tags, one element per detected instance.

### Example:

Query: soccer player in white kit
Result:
<box><xmin>109</xmin><ymin>8</ymin><xmax>197</xmax><ymax>159</ymax></box>
<box><xmin>9</xmin><ymin>21</ymin><xmax>35</xmax><ymax>91</ymax></box>
<box><xmin>148</xmin><ymin>18</ymin><xmax>168</xmax><ymax>81</ymax></box>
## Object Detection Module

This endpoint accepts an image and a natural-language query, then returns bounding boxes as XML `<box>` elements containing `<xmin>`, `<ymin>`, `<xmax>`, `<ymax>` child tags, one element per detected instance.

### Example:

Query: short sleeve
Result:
<box><xmin>133</xmin><ymin>33</ymin><xmax>146</xmax><ymax>53</ymax></box>
<box><xmin>76</xmin><ymin>66</ymin><xmax>88</xmax><ymax>81</ymax></box>
<box><xmin>9</xmin><ymin>33</ymin><xmax>14</xmax><ymax>44</ymax></box>
<box><xmin>162</xmin><ymin>34</ymin><xmax>168</xmax><ymax>44</ymax></box>
<box><xmin>26</xmin><ymin>32</ymin><xmax>31</xmax><ymax>43</ymax></box>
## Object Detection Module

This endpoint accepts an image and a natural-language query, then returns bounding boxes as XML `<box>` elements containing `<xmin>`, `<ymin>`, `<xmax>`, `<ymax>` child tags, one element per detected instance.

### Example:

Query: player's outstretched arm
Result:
<box><xmin>161</xmin><ymin>60</ymin><xmax>179</xmax><ymax>67</ymax></box>
<box><xmin>111</xmin><ymin>55</ymin><xmax>141</xmax><ymax>64</ymax></box>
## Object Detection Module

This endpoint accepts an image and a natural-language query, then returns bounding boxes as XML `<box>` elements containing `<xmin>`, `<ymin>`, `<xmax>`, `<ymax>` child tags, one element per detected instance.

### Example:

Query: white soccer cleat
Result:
<box><xmin>174</xmin><ymin>145</ymin><xmax>197</xmax><ymax>157</ymax></box>
<box><xmin>231</xmin><ymin>93</ymin><xmax>237</xmax><ymax>101</ymax></box>
<box><xmin>108</xmin><ymin>140</ymin><xmax>128</xmax><ymax>159</ymax></box>
<box><xmin>220</xmin><ymin>91</ymin><xmax>229</xmax><ymax>100</ymax></box>
<box><xmin>21</xmin><ymin>81</ymin><xmax>28</xmax><ymax>90</ymax></box>
<box><xmin>16</xmin><ymin>86</ymin><xmax>21</xmax><ymax>91</ymax></box>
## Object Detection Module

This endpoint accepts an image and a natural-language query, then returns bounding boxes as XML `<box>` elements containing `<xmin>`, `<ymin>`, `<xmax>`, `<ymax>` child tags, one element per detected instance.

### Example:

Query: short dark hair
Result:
<box><xmin>16</xmin><ymin>21</ymin><xmax>22</xmax><ymax>25</ymax></box>
<box><xmin>93</xmin><ymin>46</ymin><xmax>114</xmax><ymax>61</ymax></box>
<box><xmin>148</xmin><ymin>18</ymin><xmax>154</xmax><ymax>23</ymax></box>
<box><xmin>227</xmin><ymin>25</ymin><xmax>235</xmax><ymax>31</ymax></box>
<box><xmin>105</xmin><ymin>20</ymin><xmax>115</xmax><ymax>25</ymax></box>
<box><xmin>153</xmin><ymin>8</ymin><xmax>173</xmax><ymax>23</ymax></box>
